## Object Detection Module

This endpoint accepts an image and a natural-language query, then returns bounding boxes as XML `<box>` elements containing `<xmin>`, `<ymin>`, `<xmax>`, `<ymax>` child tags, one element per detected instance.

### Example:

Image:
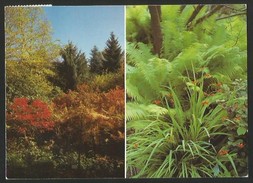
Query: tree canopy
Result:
<box><xmin>5</xmin><ymin>7</ymin><xmax>61</xmax><ymax>101</ymax></box>
<box><xmin>5</xmin><ymin>7</ymin><xmax>59</xmax><ymax>63</ymax></box>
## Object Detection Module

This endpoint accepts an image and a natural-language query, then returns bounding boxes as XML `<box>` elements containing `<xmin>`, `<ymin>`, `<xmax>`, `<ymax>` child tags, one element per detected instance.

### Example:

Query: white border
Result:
<box><xmin>124</xmin><ymin>5</ymin><xmax>127</xmax><ymax>179</ymax></box>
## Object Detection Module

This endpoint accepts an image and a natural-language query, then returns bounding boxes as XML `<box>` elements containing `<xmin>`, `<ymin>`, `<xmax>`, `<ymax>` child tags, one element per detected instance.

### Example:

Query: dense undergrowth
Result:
<box><xmin>6</xmin><ymin>7</ymin><xmax>124</xmax><ymax>178</ymax></box>
<box><xmin>126</xmin><ymin>5</ymin><xmax>247</xmax><ymax>178</ymax></box>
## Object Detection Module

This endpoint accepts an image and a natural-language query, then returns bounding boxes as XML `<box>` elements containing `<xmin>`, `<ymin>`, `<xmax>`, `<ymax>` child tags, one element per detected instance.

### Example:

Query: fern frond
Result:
<box><xmin>126</xmin><ymin>102</ymin><xmax>149</xmax><ymax>121</ymax></box>
<box><xmin>127</xmin><ymin>42</ymin><xmax>154</xmax><ymax>66</ymax></box>
<box><xmin>203</xmin><ymin>46</ymin><xmax>246</xmax><ymax>80</ymax></box>
<box><xmin>126</xmin><ymin>102</ymin><xmax>168</xmax><ymax>121</ymax></box>
<box><xmin>126</xmin><ymin>6</ymin><xmax>151</xmax><ymax>43</ymax></box>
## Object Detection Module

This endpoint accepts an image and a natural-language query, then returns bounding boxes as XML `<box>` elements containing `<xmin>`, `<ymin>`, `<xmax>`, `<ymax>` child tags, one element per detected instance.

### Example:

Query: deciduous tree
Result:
<box><xmin>5</xmin><ymin>7</ymin><xmax>61</xmax><ymax>101</ymax></box>
<box><xmin>5</xmin><ymin>7</ymin><xmax>59</xmax><ymax>62</ymax></box>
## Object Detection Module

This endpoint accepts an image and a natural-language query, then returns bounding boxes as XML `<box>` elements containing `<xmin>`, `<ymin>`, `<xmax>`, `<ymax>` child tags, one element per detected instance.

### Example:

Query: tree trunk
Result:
<box><xmin>148</xmin><ymin>5</ymin><xmax>163</xmax><ymax>57</ymax></box>
<box><xmin>186</xmin><ymin>5</ymin><xmax>204</xmax><ymax>29</ymax></box>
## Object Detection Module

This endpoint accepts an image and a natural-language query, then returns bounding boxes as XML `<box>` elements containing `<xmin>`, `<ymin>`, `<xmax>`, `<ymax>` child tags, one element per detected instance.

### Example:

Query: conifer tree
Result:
<box><xmin>59</xmin><ymin>42</ymin><xmax>89</xmax><ymax>91</ymax></box>
<box><xmin>89</xmin><ymin>46</ymin><xmax>104</xmax><ymax>74</ymax></box>
<box><xmin>103</xmin><ymin>32</ymin><xmax>123</xmax><ymax>72</ymax></box>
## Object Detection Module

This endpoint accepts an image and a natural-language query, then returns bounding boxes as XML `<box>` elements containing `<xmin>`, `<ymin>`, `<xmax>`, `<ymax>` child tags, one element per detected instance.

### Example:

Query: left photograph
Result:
<box><xmin>5</xmin><ymin>6</ymin><xmax>125</xmax><ymax>178</ymax></box>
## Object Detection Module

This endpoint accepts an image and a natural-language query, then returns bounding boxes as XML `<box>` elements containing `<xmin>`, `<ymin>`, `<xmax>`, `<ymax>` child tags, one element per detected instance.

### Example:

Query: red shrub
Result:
<box><xmin>7</xmin><ymin>97</ymin><xmax>54</xmax><ymax>136</ymax></box>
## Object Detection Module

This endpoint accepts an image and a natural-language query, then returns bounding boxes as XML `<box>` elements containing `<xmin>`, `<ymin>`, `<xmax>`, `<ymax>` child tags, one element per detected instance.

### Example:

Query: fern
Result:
<box><xmin>126</xmin><ymin>6</ymin><xmax>151</xmax><ymax>43</ymax></box>
<box><xmin>126</xmin><ymin>5</ymin><xmax>247</xmax><ymax>177</ymax></box>
<box><xmin>126</xmin><ymin>102</ymin><xmax>167</xmax><ymax>121</ymax></box>
<box><xmin>202</xmin><ymin>45</ymin><xmax>246</xmax><ymax>80</ymax></box>
<box><xmin>127</xmin><ymin>42</ymin><xmax>154</xmax><ymax>66</ymax></box>
<box><xmin>127</xmin><ymin>43</ymin><xmax>172</xmax><ymax>103</ymax></box>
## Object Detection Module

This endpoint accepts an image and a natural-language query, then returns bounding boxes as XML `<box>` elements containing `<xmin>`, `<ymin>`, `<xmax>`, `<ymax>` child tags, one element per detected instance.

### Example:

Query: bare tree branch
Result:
<box><xmin>216</xmin><ymin>12</ymin><xmax>246</xmax><ymax>21</ymax></box>
<box><xmin>190</xmin><ymin>5</ymin><xmax>224</xmax><ymax>30</ymax></box>
<box><xmin>222</xmin><ymin>4</ymin><xmax>246</xmax><ymax>12</ymax></box>
<box><xmin>186</xmin><ymin>4</ymin><xmax>204</xmax><ymax>29</ymax></box>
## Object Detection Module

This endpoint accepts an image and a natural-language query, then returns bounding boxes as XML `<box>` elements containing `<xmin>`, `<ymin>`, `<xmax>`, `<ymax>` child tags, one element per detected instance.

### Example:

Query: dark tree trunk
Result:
<box><xmin>148</xmin><ymin>5</ymin><xmax>163</xmax><ymax>57</ymax></box>
<box><xmin>186</xmin><ymin>5</ymin><xmax>204</xmax><ymax>29</ymax></box>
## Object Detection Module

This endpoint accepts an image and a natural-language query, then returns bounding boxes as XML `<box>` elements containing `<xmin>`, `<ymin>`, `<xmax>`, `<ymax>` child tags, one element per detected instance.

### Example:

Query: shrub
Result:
<box><xmin>90</xmin><ymin>71</ymin><xmax>124</xmax><ymax>92</ymax></box>
<box><xmin>53</xmin><ymin>84</ymin><xmax>124</xmax><ymax>157</ymax></box>
<box><xmin>7</xmin><ymin>98</ymin><xmax>55</xmax><ymax>139</ymax></box>
<box><xmin>7</xmin><ymin>139</ymin><xmax>55</xmax><ymax>178</ymax></box>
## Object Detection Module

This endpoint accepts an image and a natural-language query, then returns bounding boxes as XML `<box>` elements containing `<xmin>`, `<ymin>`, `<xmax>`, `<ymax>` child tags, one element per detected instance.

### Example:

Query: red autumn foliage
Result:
<box><xmin>7</xmin><ymin>97</ymin><xmax>54</xmax><ymax>135</ymax></box>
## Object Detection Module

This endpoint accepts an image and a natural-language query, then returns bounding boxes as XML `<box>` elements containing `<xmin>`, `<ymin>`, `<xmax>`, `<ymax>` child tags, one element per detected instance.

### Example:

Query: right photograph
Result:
<box><xmin>126</xmin><ymin>5</ymin><xmax>247</xmax><ymax>178</ymax></box>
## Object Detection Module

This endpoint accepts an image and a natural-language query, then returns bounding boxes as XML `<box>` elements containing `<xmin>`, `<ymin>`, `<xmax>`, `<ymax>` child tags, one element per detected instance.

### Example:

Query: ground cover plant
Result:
<box><xmin>126</xmin><ymin>4</ymin><xmax>247</xmax><ymax>178</ymax></box>
<box><xmin>6</xmin><ymin>7</ymin><xmax>124</xmax><ymax>178</ymax></box>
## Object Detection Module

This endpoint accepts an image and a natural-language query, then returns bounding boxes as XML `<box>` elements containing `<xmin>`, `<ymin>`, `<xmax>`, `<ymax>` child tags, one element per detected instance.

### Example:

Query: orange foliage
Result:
<box><xmin>53</xmin><ymin>84</ymin><xmax>125</xmax><ymax>146</ymax></box>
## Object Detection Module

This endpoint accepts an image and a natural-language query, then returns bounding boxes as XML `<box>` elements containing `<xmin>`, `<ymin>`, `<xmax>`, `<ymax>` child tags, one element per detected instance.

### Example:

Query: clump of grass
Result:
<box><xmin>127</xmin><ymin>68</ymin><xmax>240</xmax><ymax>178</ymax></box>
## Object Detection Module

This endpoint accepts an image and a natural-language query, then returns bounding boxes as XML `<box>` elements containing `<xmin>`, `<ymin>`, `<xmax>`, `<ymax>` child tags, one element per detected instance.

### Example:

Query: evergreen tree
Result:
<box><xmin>59</xmin><ymin>42</ymin><xmax>89</xmax><ymax>91</ymax></box>
<box><xmin>103</xmin><ymin>32</ymin><xmax>123</xmax><ymax>72</ymax></box>
<box><xmin>89</xmin><ymin>46</ymin><xmax>104</xmax><ymax>74</ymax></box>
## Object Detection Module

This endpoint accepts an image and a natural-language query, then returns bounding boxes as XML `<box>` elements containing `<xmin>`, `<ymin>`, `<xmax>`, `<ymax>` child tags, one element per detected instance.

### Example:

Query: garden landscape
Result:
<box><xmin>6</xmin><ymin>6</ymin><xmax>124</xmax><ymax>178</ymax></box>
<box><xmin>4</xmin><ymin>4</ymin><xmax>248</xmax><ymax>179</ymax></box>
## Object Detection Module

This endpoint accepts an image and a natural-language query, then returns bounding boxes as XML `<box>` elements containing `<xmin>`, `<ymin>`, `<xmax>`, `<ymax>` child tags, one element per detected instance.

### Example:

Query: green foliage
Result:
<box><xmin>126</xmin><ymin>102</ymin><xmax>167</xmax><ymax>121</ymax></box>
<box><xmin>7</xmin><ymin>139</ymin><xmax>124</xmax><ymax>178</ymax></box>
<box><xmin>89</xmin><ymin>46</ymin><xmax>104</xmax><ymax>74</ymax></box>
<box><xmin>103</xmin><ymin>32</ymin><xmax>123</xmax><ymax>73</ymax></box>
<box><xmin>7</xmin><ymin>138</ymin><xmax>55</xmax><ymax>178</ymax></box>
<box><xmin>58</xmin><ymin>42</ymin><xmax>89</xmax><ymax>91</ymax></box>
<box><xmin>127</xmin><ymin>71</ymin><xmax>237</xmax><ymax>178</ymax></box>
<box><xmin>126</xmin><ymin>5</ymin><xmax>247</xmax><ymax>178</ymax></box>
<box><xmin>6</xmin><ymin>61</ymin><xmax>62</xmax><ymax>101</ymax></box>
<box><xmin>5</xmin><ymin>7</ymin><xmax>60</xmax><ymax>63</ymax></box>
<box><xmin>127</xmin><ymin>42</ymin><xmax>171</xmax><ymax>103</ymax></box>
<box><xmin>90</xmin><ymin>71</ymin><xmax>124</xmax><ymax>92</ymax></box>
<box><xmin>126</xmin><ymin>6</ymin><xmax>151</xmax><ymax>44</ymax></box>
<box><xmin>5</xmin><ymin>7</ymin><xmax>62</xmax><ymax>102</ymax></box>
<box><xmin>51</xmin><ymin>152</ymin><xmax>123</xmax><ymax>178</ymax></box>
<box><xmin>219</xmin><ymin>78</ymin><xmax>248</xmax><ymax>175</ymax></box>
